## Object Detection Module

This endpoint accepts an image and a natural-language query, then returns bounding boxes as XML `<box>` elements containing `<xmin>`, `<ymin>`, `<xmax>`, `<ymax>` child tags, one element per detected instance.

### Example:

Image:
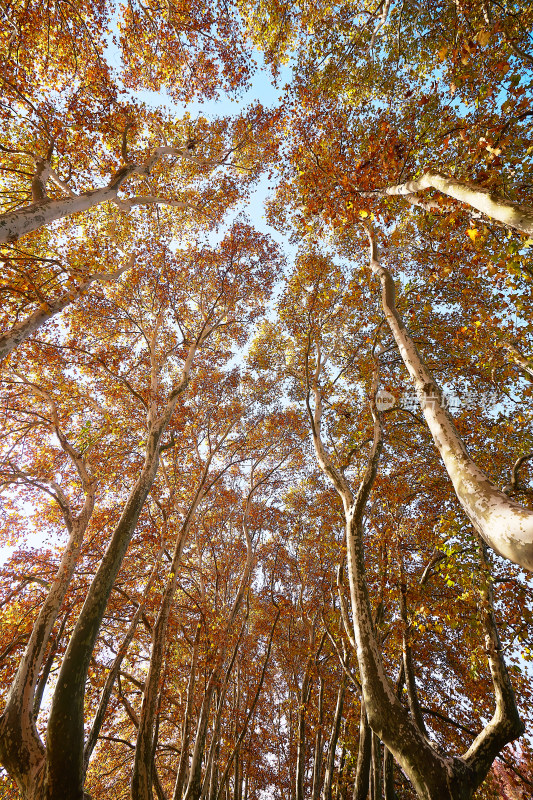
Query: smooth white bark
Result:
<box><xmin>0</xmin><ymin>145</ymin><xmax>210</xmax><ymax>243</ymax></box>
<box><xmin>380</xmin><ymin>171</ymin><xmax>533</xmax><ymax>235</ymax></box>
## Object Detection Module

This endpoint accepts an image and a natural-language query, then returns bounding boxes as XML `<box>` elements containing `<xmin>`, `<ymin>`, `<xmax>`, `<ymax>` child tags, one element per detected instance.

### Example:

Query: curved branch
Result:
<box><xmin>372</xmin><ymin>171</ymin><xmax>533</xmax><ymax>234</ymax></box>
<box><xmin>364</xmin><ymin>222</ymin><xmax>533</xmax><ymax>572</ymax></box>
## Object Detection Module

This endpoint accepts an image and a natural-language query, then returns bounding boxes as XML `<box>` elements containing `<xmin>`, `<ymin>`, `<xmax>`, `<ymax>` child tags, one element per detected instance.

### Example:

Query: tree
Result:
<box><xmin>2</xmin><ymin>2</ymin><xmax>533</xmax><ymax>800</ymax></box>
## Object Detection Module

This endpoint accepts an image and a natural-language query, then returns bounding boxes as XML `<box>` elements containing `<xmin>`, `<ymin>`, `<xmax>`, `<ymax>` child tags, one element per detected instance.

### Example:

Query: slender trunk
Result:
<box><xmin>183</xmin><ymin>670</ymin><xmax>218</xmax><ymax>800</ymax></box>
<box><xmin>398</xmin><ymin>567</ymin><xmax>427</xmax><ymax>740</ymax></box>
<box><xmin>335</xmin><ymin>723</ymin><xmax>347</xmax><ymax>800</ymax></box>
<box><xmin>201</xmin><ymin>639</ymin><xmax>245</xmax><ymax>800</ymax></box>
<box><xmin>214</xmin><ymin>608</ymin><xmax>280</xmax><ymax>800</ymax></box>
<box><xmin>311</xmin><ymin>677</ymin><xmax>324</xmax><ymax>800</ymax></box>
<box><xmin>234</xmin><ymin>666</ymin><xmax>242</xmax><ymax>800</ymax></box>
<box><xmin>383</xmin><ymin>748</ymin><xmax>395</xmax><ymax>800</ymax></box>
<box><xmin>33</xmin><ymin>614</ymin><xmax>69</xmax><ymax>721</ymax></box>
<box><xmin>233</xmin><ymin>749</ymin><xmax>241</xmax><ymax>800</ymax></box>
<box><xmin>371</xmin><ymin>734</ymin><xmax>382</xmax><ymax>800</ymax></box>
<box><xmin>295</xmin><ymin>670</ymin><xmax>312</xmax><ymax>800</ymax></box>
<box><xmin>365</xmin><ymin>225</ymin><xmax>533</xmax><ymax>572</ymax></box>
<box><xmin>322</xmin><ymin>668</ymin><xmax>348</xmax><ymax>800</ymax></box>
<box><xmin>186</xmin><ymin>613</ymin><xmax>247</xmax><ymax>800</ymax></box>
<box><xmin>345</xmin><ymin>501</ymin><xmax>468</xmax><ymax>799</ymax></box>
<box><xmin>242</xmin><ymin>763</ymin><xmax>248</xmax><ymax>800</ymax></box>
<box><xmin>173</xmin><ymin>626</ymin><xmax>202</xmax><ymax>800</ymax></box>
<box><xmin>353</xmin><ymin>701</ymin><xmax>371</xmax><ymax>800</ymax></box>
<box><xmin>132</xmin><ymin>480</ymin><xmax>209</xmax><ymax>800</ymax></box>
<box><xmin>207</xmin><ymin>735</ymin><xmax>220</xmax><ymax>800</ymax></box>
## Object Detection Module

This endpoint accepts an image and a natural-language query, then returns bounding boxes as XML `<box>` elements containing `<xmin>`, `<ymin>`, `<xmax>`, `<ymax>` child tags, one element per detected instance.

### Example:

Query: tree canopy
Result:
<box><xmin>1</xmin><ymin>2</ymin><xmax>533</xmax><ymax>800</ymax></box>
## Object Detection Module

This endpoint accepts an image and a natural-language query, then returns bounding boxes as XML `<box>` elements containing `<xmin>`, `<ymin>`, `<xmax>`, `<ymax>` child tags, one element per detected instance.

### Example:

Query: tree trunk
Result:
<box><xmin>0</xmin><ymin>471</ymin><xmax>94</xmax><ymax>799</ymax></box>
<box><xmin>380</xmin><ymin>171</ymin><xmax>533</xmax><ymax>235</ymax></box>
<box><xmin>307</xmin><ymin>353</ymin><xmax>483</xmax><ymax>799</ymax></box>
<box><xmin>295</xmin><ymin>663</ymin><xmax>313</xmax><ymax>800</ymax></box>
<box><xmin>0</xmin><ymin>145</ymin><xmax>201</xmax><ymax>243</ymax></box>
<box><xmin>182</xmin><ymin>671</ymin><xmax>218</xmax><ymax>800</ymax></box>
<box><xmin>353</xmin><ymin>701</ymin><xmax>371</xmax><ymax>800</ymax></box>
<box><xmin>322</xmin><ymin>668</ymin><xmax>348</xmax><ymax>800</ymax></box>
<box><xmin>0</xmin><ymin>262</ymin><xmax>130</xmax><ymax>362</ymax></box>
<box><xmin>398</xmin><ymin>566</ymin><xmax>427</xmax><ymax>740</ymax></box>
<box><xmin>0</xmin><ymin>187</ymin><xmax>119</xmax><ymax>243</ymax></box>
<box><xmin>173</xmin><ymin>625</ymin><xmax>201</xmax><ymax>800</ymax></box>
<box><xmin>370</xmin><ymin>734</ymin><xmax>382</xmax><ymax>800</ymax></box>
<box><xmin>383</xmin><ymin>748</ymin><xmax>395</xmax><ymax>800</ymax></box>
<box><xmin>84</xmin><ymin>550</ymin><xmax>162</xmax><ymax>773</ymax></box>
<box><xmin>132</xmin><ymin>478</ymin><xmax>210</xmax><ymax>800</ymax></box>
<box><xmin>43</xmin><ymin>341</ymin><xmax>199</xmax><ymax>800</ymax></box>
<box><xmin>311</xmin><ymin>677</ymin><xmax>324</xmax><ymax>800</ymax></box>
<box><xmin>365</xmin><ymin>224</ymin><xmax>533</xmax><ymax>572</ymax></box>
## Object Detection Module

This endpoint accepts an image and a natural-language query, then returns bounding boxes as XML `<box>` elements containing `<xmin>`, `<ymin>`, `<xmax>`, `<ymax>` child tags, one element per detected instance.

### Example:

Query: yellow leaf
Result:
<box><xmin>476</xmin><ymin>29</ymin><xmax>490</xmax><ymax>47</ymax></box>
<box><xmin>359</xmin><ymin>210</ymin><xmax>369</xmax><ymax>218</ymax></box>
<box><xmin>467</xmin><ymin>228</ymin><xmax>480</xmax><ymax>242</ymax></box>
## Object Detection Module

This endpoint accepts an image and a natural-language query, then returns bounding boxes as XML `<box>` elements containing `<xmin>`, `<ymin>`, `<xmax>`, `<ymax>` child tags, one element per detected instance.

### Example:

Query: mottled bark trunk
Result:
<box><xmin>345</xmin><ymin>497</ymin><xmax>475</xmax><ymax>799</ymax></box>
<box><xmin>0</xmin><ymin>187</ymin><xmax>119</xmax><ymax>243</ymax></box>
<box><xmin>380</xmin><ymin>171</ymin><xmax>533</xmax><ymax>235</ymax></box>
<box><xmin>365</xmin><ymin>226</ymin><xmax>533</xmax><ymax>571</ymax></box>
<box><xmin>461</xmin><ymin>539</ymin><xmax>524</xmax><ymax>786</ymax></box>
